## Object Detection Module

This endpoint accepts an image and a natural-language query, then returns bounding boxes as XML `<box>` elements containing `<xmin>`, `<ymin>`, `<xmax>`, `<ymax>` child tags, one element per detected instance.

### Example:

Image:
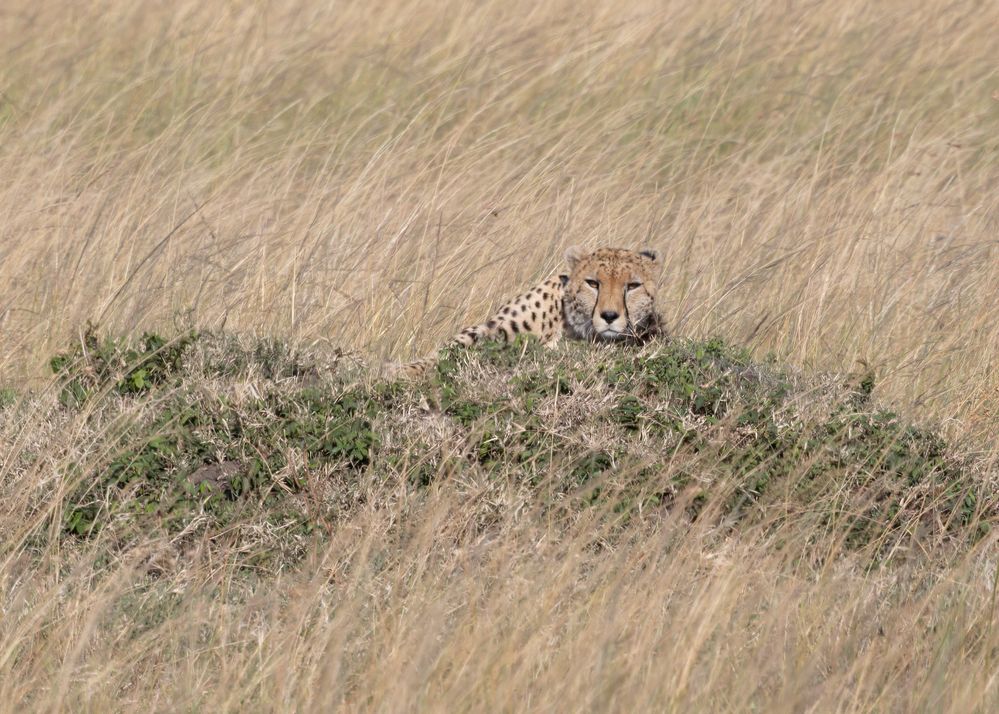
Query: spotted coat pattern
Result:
<box><xmin>392</xmin><ymin>246</ymin><xmax>663</xmax><ymax>379</ymax></box>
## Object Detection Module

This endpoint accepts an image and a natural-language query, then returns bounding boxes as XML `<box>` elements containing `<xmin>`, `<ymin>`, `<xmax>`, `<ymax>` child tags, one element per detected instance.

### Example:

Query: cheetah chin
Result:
<box><xmin>390</xmin><ymin>245</ymin><xmax>663</xmax><ymax>380</ymax></box>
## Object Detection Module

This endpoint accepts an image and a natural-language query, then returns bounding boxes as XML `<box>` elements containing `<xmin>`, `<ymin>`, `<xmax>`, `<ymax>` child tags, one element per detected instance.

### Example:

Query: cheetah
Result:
<box><xmin>391</xmin><ymin>246</ymin><xmax>663</xmax><ymax>379</ymax></box>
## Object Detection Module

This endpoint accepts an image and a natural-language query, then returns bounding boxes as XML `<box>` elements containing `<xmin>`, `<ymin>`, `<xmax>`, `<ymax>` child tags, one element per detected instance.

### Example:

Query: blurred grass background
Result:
<box><xmin>2</xmin><ymin>0</ymin><xmax>998</xmax><ymax>435</ymax></box>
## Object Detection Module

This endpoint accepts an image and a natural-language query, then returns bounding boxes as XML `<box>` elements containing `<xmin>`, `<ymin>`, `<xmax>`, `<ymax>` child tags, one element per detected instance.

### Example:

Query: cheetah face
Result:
<box><xmin>562</xmin><ymin>246</ymin><xmax>662</xmax><ymax>341</ymax></box>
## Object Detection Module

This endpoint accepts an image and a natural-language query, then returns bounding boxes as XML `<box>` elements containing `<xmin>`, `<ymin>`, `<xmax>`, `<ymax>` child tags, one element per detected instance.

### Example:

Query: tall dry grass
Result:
<box><xmin>5</xmin><ymin>470</ymin><xmax>997</xmax><ymax>712</ymax></box>
<box><xmin>2</xmin><ymin>0</ymin><xmax>999</xmax><ymax>710</ymax></box>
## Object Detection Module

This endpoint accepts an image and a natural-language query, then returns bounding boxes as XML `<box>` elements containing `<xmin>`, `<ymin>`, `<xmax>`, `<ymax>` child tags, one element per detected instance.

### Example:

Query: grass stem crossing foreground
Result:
<box><xmin>2</xmin><ymin>1</ymin><xmax>998</xmax><ymax>710</ymax></box>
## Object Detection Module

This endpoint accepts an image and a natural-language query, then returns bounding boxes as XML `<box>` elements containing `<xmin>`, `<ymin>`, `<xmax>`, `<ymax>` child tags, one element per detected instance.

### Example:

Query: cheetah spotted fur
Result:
<box><xmin>391</xmin><ymin>246</ymin><xmax>663</xmax><ymax>379</ymax></box>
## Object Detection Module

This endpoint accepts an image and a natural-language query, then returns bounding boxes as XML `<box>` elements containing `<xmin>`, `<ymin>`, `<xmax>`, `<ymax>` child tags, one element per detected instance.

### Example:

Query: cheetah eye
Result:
<box><xmin>584</xmin><ymin>279</ymin><xmax>600</xmax><ymax>290</ymax></box>
<box><xmin>626</xmin><ymin>282</ymin><xmax>643</xmax><ymax>291</ymax></box>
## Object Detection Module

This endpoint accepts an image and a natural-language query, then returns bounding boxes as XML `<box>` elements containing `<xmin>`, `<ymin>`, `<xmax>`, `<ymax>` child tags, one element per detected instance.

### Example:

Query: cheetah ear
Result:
<box><xmin>638</xmin><ymin>249</ymin><xmax>661</xmax><ymax>266</ymax></box>
<box><xmin>564</xmin><ymin>245</ymin><xmax>586</xmax><ymax>269</ymax></box>
<box><xmin>559</xmin><ymin>274</ymin><xmax>570</xmax><ymax>286</ymax></box>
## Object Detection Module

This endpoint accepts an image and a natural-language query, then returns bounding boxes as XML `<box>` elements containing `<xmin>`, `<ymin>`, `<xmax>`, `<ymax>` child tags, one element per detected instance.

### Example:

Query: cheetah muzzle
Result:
<box><xmin>391</xmin><ymin>246</ymin><xmax>663</xmax><ymax>379</ymax></box>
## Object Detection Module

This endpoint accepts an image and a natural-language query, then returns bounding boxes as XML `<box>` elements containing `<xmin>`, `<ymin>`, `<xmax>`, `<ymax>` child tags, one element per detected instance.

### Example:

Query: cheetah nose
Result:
<box><xmin>599</xmin><ymin>311</ymin><xmax>620</xmax><ymax>323</ymax></box>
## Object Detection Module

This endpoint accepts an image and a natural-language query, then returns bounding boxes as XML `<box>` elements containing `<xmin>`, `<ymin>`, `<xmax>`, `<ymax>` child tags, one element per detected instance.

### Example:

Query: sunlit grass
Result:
<box><xmin>2</xmin><ymin>0</ymin><xmax>999</xmax><ymax>710</ymax></box>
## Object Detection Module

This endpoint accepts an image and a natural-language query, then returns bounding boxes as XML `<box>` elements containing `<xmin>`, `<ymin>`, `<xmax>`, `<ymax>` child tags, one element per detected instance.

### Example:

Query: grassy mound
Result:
<box><xmin>5</xmin><ymin>328</ymin><xmax>994</xmax><ymax>570</ymax></box>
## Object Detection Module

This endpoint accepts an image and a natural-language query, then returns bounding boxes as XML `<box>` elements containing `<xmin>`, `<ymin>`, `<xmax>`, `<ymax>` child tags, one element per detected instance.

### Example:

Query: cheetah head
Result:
<box><xmin>562</xmin><ymin>246</ymin><xmax>662</xmax><ymax>341</ymax></box>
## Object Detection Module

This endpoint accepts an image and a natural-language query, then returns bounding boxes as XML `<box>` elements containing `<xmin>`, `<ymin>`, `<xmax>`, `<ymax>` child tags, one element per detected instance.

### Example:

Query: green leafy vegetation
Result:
<box><xmin>49</xmin><ymin>323</ymin><xmax>197</xmax><ymax>406</ymax></box>
<box><xmin>28</xmin><ymin>328</ymin><xmax>993</xmax><ymax>564</ymax></box>
<box><xmin>0</xmin><ymin>387</ymin><xmax>16</xmax><ymax>408</ymax></box>
<box><xmin>53</xmin><ymin>334</ymin><xmax>378</xmax><ymax>540</ymax></box>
